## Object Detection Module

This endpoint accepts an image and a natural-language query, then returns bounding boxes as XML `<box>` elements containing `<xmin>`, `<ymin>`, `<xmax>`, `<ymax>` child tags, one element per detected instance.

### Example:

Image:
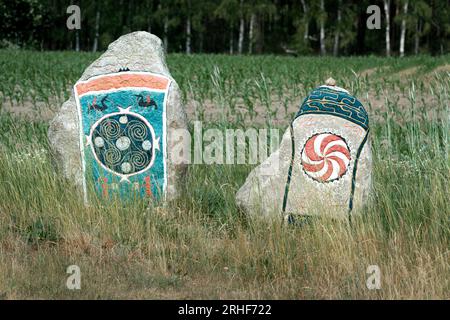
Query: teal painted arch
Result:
<box><xmin>295</xmin><ymin>87</ymin><xmax>369</xmax><ymax>131</ymax></box>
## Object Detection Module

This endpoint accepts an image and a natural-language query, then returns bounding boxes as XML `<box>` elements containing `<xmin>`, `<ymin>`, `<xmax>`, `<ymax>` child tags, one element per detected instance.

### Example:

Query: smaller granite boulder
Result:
<box><xmin>236</xmin><ymin>80</ymin><xmax>372</xmax><ymax>219</ymax></box>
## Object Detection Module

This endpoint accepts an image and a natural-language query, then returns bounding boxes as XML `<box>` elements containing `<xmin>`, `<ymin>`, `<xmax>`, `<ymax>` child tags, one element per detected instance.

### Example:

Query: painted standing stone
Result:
<box><xmin>48</xmin><ymin>32</ymin><xmax>188</xmax><ymax>202</ymax></box>
<box><xmin>236</xmin><ymin>80</ymin><xmax>372</xmax><ymax>219</ymax></box>
<box><xmin>74</xmin><ymin>72</ymin><xmax>171</xmax><ymax>201</ymax></box>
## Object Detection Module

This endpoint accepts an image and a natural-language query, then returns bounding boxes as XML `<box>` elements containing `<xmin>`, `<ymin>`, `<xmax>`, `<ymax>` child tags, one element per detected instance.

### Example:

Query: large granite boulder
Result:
<box><xmin>236</xmin><ymin>80</ymin><xmax>372</xmax><ymax>220</ymax></box>
<box><xmin>48</xmin><ymin>31</ymin><xmax>188</xmax><ymax>202</ymax></box>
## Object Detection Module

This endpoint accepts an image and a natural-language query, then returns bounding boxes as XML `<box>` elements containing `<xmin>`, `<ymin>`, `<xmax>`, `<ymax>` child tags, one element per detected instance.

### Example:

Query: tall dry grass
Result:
<box><xmin>0</xmin><ymin>52</ymin><xmax>448</xmax><ymax>299</ymax></box>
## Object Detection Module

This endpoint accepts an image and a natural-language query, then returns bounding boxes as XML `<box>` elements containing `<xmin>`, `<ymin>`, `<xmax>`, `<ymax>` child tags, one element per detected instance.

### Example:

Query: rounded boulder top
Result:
<box><xmin>80</xmin><ymin>31</ymin><xmax>171</xmax><ymax>81</ymax></box>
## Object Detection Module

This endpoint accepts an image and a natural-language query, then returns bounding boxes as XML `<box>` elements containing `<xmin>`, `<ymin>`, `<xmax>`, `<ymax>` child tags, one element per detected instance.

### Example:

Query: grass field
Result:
<box><xmin>0</xmin><ymin>50</ymin><xmax>448</xmax><ymax>299</ymax></box>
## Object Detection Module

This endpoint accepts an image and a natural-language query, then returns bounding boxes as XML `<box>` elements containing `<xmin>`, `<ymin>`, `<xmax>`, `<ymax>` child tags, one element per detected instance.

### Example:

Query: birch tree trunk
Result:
<box><xmin>238</xmin><ymin>0</ymin><xmax>244</xmax><ymax>54</ymax></box>
<box><xmin>399</xmin><ymin>0</ymin><xmax>408</xmax><ymax>57</ymax></box>
<box><xmin>186</xmin><ymin>16</ymin><xmax>192</xmax><ymax>54</ymax></box>
<box><xmin>146</xmin><ymin>0</ymin><xmax>152</xmax><ymax>33</ymax></box>
<box><xmin>229</xmin><ymin>24</ymin><xmax>234</xmax><ymax>54</ymax></box>
<box><xmin>319</xmin><ymin>0</ymin><xmax>326</xmax><ymax>55</ymax></box>
<box><xmin>75</xmin><ymin>30</ymin><xmax>80</xmax><ymax>52</ymax></box>
<box><xmin>248</xmin><ymin>13</ymin><xmax>255</xmax><ymax>54</ymax></box>
<box><xmin>414</xmin><ymin>19</ymin><xmax>420</xmax><ymax>55</ymax></box>
<box><xmin>163</xmin><ymin>17</ymin><xmax>169</xmax><ymax>52</ymax></box>
<box><xmin>333</xmin><ymin>0</ymin><xmax>341</xmax><ymax>56</ymax></box>
<box><xmin>199</xmin><ymin>32</ymin><xmax>204</xmax><ymax>53</ymax></box>
<box><xmin>300</xmin><ymin>0</ymin><xmax>309</xmax><ymax>43</ymax></box>
<box><xmin>185</xmin><ymin>0</ymin><xmax>192</xmax><ymax>54</ymax></box>
<box><xmin>92</xmin><ymin>9</ymin><xmax>100</xmax><ymax>52</ymax></box>
<box><xmin>384</xmin><ymin>0</ymin><xmax>391</xmax><ymax>57</ymax></box>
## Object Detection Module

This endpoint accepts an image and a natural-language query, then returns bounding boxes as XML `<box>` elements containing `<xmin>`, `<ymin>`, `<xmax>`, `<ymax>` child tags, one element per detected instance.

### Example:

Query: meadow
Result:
<box><xmin>0</xmin><ymin>50</ymin><xmax>448</xmax><ymax>299</ymax></box>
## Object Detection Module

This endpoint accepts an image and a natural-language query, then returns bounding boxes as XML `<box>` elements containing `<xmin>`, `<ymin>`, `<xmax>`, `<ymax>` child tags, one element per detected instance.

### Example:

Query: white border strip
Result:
<box><xmin>74</xmin><ymin>87</ymin><xmax>88</xmax><ymax>204</ymax></box>
<box><xmin>319</xmin><ymin>85</ymin><xmax>350</xmax><ymax>94</ymax></box>
<box><xmin>162</xmin><ymin>81</ymin><xmax>171</xmax><ymax>201</ymax></box>
<box><xmin>77</xmin><ymin>87</ymin><xmax>168</xmax><ymax>98</ymax></box>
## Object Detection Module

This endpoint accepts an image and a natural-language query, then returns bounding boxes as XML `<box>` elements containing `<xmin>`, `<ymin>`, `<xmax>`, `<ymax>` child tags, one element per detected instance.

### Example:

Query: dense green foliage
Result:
<box><xmin>0</xmin><ymin>0</ymin><xmax>448</xmax><ymax>55</ymax></box>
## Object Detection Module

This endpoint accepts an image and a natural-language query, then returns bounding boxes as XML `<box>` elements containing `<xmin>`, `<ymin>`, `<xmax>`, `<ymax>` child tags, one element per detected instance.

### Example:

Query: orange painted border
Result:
<box><xmin>75</xmin><ymin>73</ymin><xmax>170</xmax><ymax>96</ymax></box>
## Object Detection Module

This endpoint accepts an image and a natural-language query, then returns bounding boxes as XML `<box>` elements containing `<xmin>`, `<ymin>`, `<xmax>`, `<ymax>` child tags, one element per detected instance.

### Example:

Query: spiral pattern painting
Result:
<box><xmin>91</xmin><ymin>113</ymin><xmax>155</xmax><ymax>175</ymax></box>
<box><xmin>127</xmin><ymin>120</ymin><xmax>148</xmax><ymax>141</ymax></box>
<box><xmin>301</xmin><ymin>133</ymin><xmax>351</xmax><ymax>183</ymax></box>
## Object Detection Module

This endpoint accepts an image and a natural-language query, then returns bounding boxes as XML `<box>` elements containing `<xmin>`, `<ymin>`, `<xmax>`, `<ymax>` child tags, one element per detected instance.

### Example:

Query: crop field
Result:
<box><xmin>0</xmin><ymin>50</ymin><xmax>448</xmax><ymax>299</ymax></box>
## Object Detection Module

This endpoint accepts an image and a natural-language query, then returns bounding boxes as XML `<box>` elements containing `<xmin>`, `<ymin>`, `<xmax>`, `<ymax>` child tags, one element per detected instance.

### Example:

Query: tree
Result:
<box><xmin>409</xmin><ymin>0</ymin><xmax>432</xmax><ymax>55</ymax></box>
<box><xmin>153</xmin><ymin>0</ymin><xmax>177</xmax><ymax>52</ymax></box>
<box><xmin>428</xmin><ymin>0</ymin><xmax>449</xmax><ymax>55</ymax></box>
<box><xmin>92</xmin><ymin>0</ymin><xmax>101</xmax><ymax>52</ymax></box>
<box><xmin>248</xmin><ymin>13</ymin><xmax>256</xmax><ymax>53</ymax></box>
<box><xmin>238</xmin><ymin>0</ymin><xmax>245</xmax><ymax>54</ymax></box>
<box><xmin>215</xmin><ymin>0</ymin><xmax>241</xmax><ymax>54</ymax></box>
<box><xmin>185</xmin><ymin>0</ymin><xmax>192</xmax><ymax>54</ymax></box>
<box><xmin>319</xmin><ymin>0</ymin><xmax>326</xmax><ymax>55</ymax></box>
<box><xmin>300</xmin><ymin>0</ymin><xmax>309</xmax><ymax>46</ymax></box>
<box><xmin>399</xmin><ymin>0</ymin><xmax>408</xmax><ymax>57</ymax></box>
<box><xmin>0</xmin><ymin>0</ymin><xmax>448</xmax><ymax>55</ymax></box>
<box><xmin>333</xmin><ymin>0</ymin><xmax>342</xmax><ymax>56</ymax></box>
<box><xmin>383</xmin><ymin>0</ymin><xmax>391</xmax><ymax>56</ymax></box>
<box><xmin>247</xmin><ymin>0</ymin><xmax>275</xmax><ymax>54</ymax></box>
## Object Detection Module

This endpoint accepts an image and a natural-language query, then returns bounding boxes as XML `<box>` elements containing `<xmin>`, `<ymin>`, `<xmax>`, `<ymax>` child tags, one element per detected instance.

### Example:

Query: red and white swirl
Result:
<box><xmin>301</xmin><ymin>133</ymin><xmax>351</xmax><ymax>182</ymax></box>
